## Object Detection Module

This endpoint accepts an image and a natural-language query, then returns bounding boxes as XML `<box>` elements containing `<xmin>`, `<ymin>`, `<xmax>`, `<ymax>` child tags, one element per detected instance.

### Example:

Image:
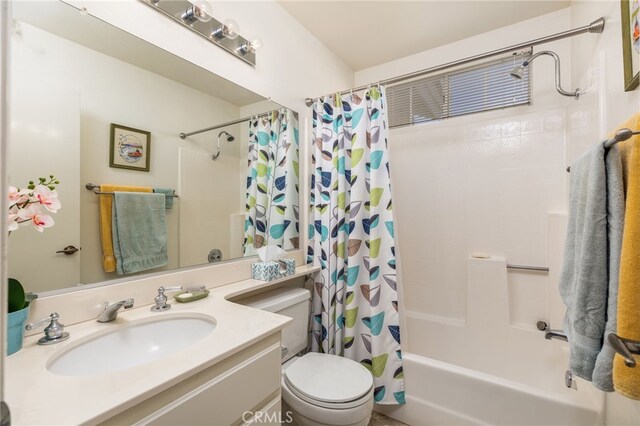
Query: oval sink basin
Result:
<box><xmin>47</xmin><ymin>314</ymin><xmax>216</xmax><ymax>376</ymax></box>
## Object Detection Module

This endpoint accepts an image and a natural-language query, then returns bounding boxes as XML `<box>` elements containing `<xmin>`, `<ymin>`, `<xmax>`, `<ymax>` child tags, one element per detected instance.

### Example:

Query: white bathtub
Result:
<box><xmin>376</xmin><ymin>257</ymin><xmax>605</xmax><ymax>425</ymax></box>
<box><xmin>377</xmin><ymin>352</ymin><xmax>604</xmax><ymax>426</ymax></box>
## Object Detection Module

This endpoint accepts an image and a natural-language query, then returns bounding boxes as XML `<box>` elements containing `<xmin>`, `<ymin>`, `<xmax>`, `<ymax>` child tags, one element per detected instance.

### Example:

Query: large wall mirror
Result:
<box><xmin>8</xmin><ymin>1</ymin><xmax>300</xmax><ymax>295</ymax></box>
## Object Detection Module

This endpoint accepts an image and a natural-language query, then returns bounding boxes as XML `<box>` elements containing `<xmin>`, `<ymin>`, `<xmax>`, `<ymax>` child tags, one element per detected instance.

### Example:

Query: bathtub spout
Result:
<box><xmin>536</xmin><ymin>321</ymin><xmax>568</xmax><ymax>342</ymax></box>
<box><xmin>545</xmin><ymin>329</ymin><xmax>568</xmax><ymax>342</ymax></box>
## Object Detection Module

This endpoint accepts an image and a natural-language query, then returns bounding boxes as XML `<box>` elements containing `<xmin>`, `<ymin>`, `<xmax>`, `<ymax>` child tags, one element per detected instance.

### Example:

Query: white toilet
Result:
<box><xmin>238</xmin><ymin>287</ymin><xmax>374</xmax><ymax>426</ymax></box>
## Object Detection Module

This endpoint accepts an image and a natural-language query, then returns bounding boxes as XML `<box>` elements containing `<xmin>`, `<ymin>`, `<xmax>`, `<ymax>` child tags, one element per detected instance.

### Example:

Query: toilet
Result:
<box><xmin>237</xmin><ymin>287</ymin><xmax>374</xmax><ymax>426</ymax></box>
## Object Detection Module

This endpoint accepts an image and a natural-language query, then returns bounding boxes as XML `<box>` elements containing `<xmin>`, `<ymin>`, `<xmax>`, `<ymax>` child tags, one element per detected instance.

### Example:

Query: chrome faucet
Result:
<box><xmin>97</xmin><ymin>299</ymin><xmax>134</xmax><ymax>323</ymax></box>
<box><xmin>536</xmin><ymin>321</ymin><xmax>568</xmax><ymax>342</ymax></box>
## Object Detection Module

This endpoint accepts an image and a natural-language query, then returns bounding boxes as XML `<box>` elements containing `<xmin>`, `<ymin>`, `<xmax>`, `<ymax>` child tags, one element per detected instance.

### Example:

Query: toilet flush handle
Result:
<box><xmin>281</xmin><ymin>346</ymin><xmax>289</xmax><ymax>359</ymax></box>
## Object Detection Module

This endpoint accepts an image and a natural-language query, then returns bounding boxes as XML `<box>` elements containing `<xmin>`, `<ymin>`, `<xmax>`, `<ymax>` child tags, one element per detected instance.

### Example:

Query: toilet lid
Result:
<box><xmin>284</xmin><ymin>353</ymin><xmax>373</xmax><ymax>404</ymax></box>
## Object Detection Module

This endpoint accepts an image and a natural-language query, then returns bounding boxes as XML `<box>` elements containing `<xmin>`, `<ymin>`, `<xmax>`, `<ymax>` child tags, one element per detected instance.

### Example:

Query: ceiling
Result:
<box><xmin>278</xmin><ymin>1</ymin><xmax>571</xmax><ymax>71</ymax></box>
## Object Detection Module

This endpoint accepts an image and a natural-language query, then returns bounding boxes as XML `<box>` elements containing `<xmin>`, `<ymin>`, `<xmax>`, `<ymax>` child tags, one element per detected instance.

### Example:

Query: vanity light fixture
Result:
<box><xmin>142</xmin><ymin>0</ymin><xmax>260</xmax><ymax>66</ymax></box>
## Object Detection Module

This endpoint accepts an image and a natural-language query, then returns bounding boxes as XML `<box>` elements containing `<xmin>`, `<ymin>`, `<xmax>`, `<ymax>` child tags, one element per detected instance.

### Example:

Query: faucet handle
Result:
<box><xmin>151</xmin><ymin>286</ymin><xmax>183</xmax><ymax>312</ymax></box>
<box><xmin>25</xmin><ymin>312</ymin><xmax>70</xmax><ymax>345</ymax></box>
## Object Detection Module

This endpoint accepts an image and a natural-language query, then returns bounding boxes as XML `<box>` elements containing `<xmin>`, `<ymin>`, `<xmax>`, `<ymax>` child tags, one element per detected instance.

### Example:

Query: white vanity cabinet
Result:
<box><xmin>99</xmin><ymin>333</ymin><xmax>282</xmax><ymax>426</ymax></box>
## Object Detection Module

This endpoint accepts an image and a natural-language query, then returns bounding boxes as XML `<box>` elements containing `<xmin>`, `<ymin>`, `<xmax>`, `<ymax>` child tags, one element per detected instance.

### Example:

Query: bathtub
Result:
<box><xmin>376</xmin><ymin>257</ymin><xmax>605</xmax><ymax>425</ymax></box>
<box><xmin>377</xmin><ymin>352</ymin><xmax>604</xmax><ymax>426</ymax></box>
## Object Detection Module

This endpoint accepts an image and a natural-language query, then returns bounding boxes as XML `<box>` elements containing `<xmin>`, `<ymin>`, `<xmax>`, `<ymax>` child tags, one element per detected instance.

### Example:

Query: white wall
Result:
<box><xmin>355</xmin><ymin>7</ymin><xmax>573</xmax><ymax>342</ymax></box>
<box><xmin>11</xmin><ymin>21</ymin><xmax>245</xmax><ymax>286</ymax></box>
<box><xmin>568</xmin><ymin>1</ymin><xmax>640</xmax><ymax>424</ymax></box>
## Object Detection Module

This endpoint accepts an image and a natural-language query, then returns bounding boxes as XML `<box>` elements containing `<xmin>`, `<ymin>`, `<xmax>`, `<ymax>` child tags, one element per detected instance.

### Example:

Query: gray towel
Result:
<box><xmin>592</xmin><ymin>145</ymin><xmax>625</xmax><ymax>391</ymax></box>
<box><xmin>560</xmin><ymin>142</ymin><xmax>608</xmax><ymax>381</ymax></box>
<box><xmin>112</xmin><ymin>192</ymin><xmax>168</xmax><ymax>274</ymax></box>
<box><xmin>153</xmin><ymin>188</ymin><xmax>175</xmax><ymax>209</ymax></box>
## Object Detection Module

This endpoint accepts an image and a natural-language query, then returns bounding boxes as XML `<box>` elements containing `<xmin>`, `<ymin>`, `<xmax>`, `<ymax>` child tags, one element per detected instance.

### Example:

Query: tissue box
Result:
<box><xmin>251</xmin><ymin>259</ymin><xmax>296</xmax><ymax>281</ymax></box>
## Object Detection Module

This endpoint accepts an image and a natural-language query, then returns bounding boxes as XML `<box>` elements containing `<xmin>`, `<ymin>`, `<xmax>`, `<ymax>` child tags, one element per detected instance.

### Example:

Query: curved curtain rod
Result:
<box><xmin>179</xmin><ymin>109</ymin><xmax>281</xmax><ymax>139</ymax></box>
<box><xmin>304</xmin><ymin>17</ymin><xmax>605</xmax><ymax>106</ymax></box>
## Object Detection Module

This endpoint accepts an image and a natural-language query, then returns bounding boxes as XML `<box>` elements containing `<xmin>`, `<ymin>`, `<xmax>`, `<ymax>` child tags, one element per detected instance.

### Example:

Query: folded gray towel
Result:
<box><xmin>560</xmin><ymin>142</ymin><xmax>608</xmax><ymax>381</ymax></box>
<box><xmin>112</xmin><ymin>192</ymin><xmax>168</xmax><ymax>274</ymax></box>
<box><xmin>592</xmin><ymin>145</ymin><xmax>625</xmax><ymax>391</ymax></box>
<box><xmin>153</xmin><ymin>188</ymin><xmax>175</xmax><ymax>209</ymax></box>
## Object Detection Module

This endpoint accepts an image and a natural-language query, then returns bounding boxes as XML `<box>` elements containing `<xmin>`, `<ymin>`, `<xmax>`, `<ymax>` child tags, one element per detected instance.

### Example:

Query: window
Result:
<box><xmin>386</xmin><ymin>52</ymin><xmax>531</xmax><ymax>128</ymax></box>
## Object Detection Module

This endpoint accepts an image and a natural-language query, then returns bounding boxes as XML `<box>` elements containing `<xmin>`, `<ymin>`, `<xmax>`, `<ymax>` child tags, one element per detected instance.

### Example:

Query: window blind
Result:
<box><xmin>386</xmin><ymin>53</ymin><xmax>531</xmax><ymax>128</ymax></box>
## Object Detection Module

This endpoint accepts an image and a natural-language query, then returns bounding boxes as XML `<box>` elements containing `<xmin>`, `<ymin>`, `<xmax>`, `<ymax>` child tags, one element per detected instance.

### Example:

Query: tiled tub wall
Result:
<box><xmin>390</xmin><ymin>107</ymin><xmax>567</xmax><ymax>341</ymax></box>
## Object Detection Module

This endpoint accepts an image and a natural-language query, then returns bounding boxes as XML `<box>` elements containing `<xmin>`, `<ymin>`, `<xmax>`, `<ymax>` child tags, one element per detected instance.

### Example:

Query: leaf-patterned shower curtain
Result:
<box><xmin>307</xmin><ymin>87</ymin><xmax>404</xmax><ymax>405</ymax></box>
<box><xmin>244</xmin><ymin>109</ymin><xmax>299</xmax><ymax>256</ymax></box>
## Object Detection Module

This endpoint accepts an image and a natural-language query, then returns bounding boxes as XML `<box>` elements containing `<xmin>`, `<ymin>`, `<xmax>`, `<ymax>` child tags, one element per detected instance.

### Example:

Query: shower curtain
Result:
<box><xmin>243</xmin><ymin>109</ymin><xmax>299</xmax><ymax>256</ymax></box>
<box><xmin>307</xmin><ymin>87</ymin><xmax>404</xmax><ymax>405</ymax></box>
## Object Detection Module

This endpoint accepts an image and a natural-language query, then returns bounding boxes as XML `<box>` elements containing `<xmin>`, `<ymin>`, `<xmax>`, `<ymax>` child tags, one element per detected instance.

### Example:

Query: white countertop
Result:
<box><xmin>6</xmin><ymin>265</ymin><xmax>318</xmax><ymax>425</ymax></box>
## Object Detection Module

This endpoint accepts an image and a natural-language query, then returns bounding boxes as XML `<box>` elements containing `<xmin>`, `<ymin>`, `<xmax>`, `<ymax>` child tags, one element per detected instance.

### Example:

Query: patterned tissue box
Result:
<box><xmin>251</xmin><ymin>259</ymin><xmax>296</xmax><ymax>281</ymax></box>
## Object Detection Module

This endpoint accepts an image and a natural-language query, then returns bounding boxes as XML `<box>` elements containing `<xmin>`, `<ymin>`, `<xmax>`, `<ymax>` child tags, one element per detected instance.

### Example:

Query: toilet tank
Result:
<box><xmin>236</xmin><ymin>287</ymin><xmax>310</xmax><ymax>362</ymax></box>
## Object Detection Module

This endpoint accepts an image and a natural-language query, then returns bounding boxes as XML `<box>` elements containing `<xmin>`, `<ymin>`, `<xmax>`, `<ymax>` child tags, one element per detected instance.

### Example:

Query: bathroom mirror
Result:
<box><xmin>7</xmin><ymin>1</ymin><xmax>299</xmax><ymax>294</ymax></box>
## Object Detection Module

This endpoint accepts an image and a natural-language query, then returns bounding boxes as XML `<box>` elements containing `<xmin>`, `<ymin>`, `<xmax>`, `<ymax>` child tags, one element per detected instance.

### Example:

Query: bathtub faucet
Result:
<box><xmin>536</xmin><ymin>321</ymin><xmax>568</xmax><ymax>342</ymax></box>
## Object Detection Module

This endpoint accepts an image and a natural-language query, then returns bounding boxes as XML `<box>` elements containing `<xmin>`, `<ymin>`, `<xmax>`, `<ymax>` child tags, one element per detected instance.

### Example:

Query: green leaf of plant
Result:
<box><xmin>8</xmin><ymin>278</ymin><xmax>25</xmax><ymax>313</ymax></box>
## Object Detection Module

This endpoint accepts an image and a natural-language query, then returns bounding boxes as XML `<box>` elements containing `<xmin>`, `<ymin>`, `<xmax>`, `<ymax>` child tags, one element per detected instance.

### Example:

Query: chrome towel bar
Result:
<box><xmin>507</xmin><ymin>264</ymin><xmax>549</xmax><ymax>272</ymax></box>
<box><xmin>85</xmin><ymin>183</ymin><xmax>178</xmax><ymax>198</ymax></box>
<box><xmin>608</xmin><ymin>333</ymin><xmax>640</xmax><ymax>368</ymax></box>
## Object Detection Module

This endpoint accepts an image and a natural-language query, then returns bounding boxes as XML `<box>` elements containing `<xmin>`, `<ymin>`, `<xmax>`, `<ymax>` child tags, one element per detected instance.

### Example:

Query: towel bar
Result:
<box><xmin>608</xmin><ymin>333</ymin><xmax>640</xmax><ymax>368</ymax></box>
<box><xmin>506</xmin><ymin>264</ymin><xmax>549</xmax><ymax>272</ymax></box>
<box><xmin>85</xmin><ymin>183</ymin><xmax>178</xmax><ymax>198</ymax></box>
<box><xmin>566</xmin><ymin>127</ymin><xmax>639</xmax><ymax>172</ymax></box>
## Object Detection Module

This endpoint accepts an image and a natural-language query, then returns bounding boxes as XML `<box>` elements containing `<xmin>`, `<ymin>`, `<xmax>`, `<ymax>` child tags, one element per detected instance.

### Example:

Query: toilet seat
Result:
<box><xmin>283</xmin><ymin>353</ymin><xmax>374</xmax><ymax>409</ymax></box>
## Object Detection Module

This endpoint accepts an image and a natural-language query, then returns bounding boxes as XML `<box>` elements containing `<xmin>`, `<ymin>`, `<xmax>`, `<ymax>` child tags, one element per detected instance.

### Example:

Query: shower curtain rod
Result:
<box><xmin>304</xmin><ymin>17</ymin><xmax>605</xmax><ymax>106</ymax></box>
<box><xmin>179</xmin><ymin>109</ymin><xmax>280</xmax><ymax>139</ymax></box>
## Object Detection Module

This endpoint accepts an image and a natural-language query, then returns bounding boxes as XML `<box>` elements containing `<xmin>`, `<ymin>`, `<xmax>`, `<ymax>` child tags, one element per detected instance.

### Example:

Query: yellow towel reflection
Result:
<box><xmin>99</xmin><ymin>184</ymin><xmax>152</xmax><ymax>272</ymax></box>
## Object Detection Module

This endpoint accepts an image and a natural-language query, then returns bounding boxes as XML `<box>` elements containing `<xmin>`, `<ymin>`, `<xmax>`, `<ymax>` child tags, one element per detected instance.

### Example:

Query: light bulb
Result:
<box><xmin>248</xmin><ymin>37</ymin><xmax>262</xmax><ymax>52</ymax></box>
<box><xmin>181</xmin><ymin>1</ymin><xmax>213</xmax><ymax>23</ymax></box>
<box><xmin>238</xmin><ymin>36</ymin><xmax>263</xmax><ymax>54</ymax></box>
<box><xmin>211</xmin><ymin>19</ymin><xmax>240</xmax><ymax>40</ymax></box>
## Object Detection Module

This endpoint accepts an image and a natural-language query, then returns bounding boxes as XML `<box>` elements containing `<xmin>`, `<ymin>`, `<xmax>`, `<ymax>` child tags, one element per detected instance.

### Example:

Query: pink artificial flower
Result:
<box><xmin>8</xmin><ymin>186</ymin><xmax>29</xmax><ymax>206</ymax></box>
<box><xmin>17</xmin><ymin>204</ymin><xmax>54</xmax><ymax>232</ymax></box>
<box><xmin>33</xmin><ymin>185</ymin><xmax>61</xmax><ymax>213</ymax></box>
<box><xmin>7</xmin><ymin>213</ymin><xmax>19</xmax><ymax>232</ymax></box>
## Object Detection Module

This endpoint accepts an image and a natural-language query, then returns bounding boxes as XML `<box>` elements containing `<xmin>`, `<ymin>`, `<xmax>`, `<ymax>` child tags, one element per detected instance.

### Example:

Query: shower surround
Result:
<box><xmin>376</xmin><ymin>106</ymin><xmax>605</xmax><ymax>424</ymax></box>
